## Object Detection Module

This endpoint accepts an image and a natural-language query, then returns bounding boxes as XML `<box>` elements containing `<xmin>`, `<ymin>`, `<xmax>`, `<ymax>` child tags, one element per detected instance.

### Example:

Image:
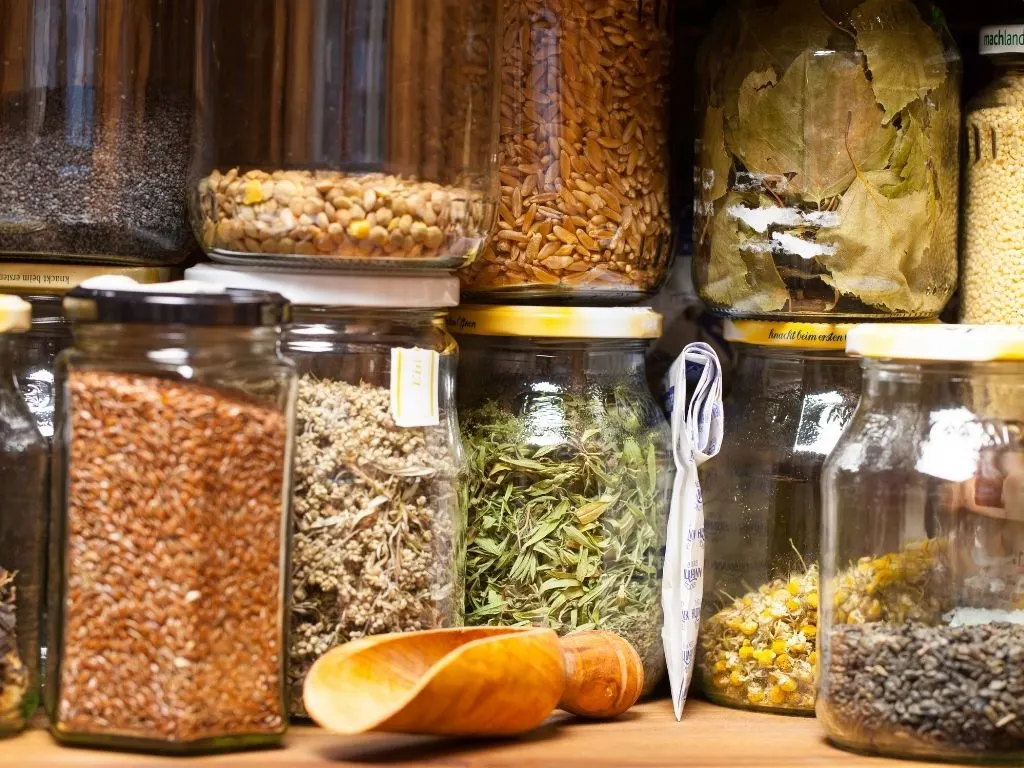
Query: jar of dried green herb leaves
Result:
<box><xmin>450</xmin><ymin>306</ymin><xmax>672</xmax><ymax>694</ymax></box>
<box><xmin>48</xmin><ymin>279</ymin><xmax>295</xmax><ymax>754</ymax></box>
<box><xmin>697</xmin><ymin>321</ymin><xmax>860</xmax><ymax>715</ymax></box>
<box><xmin>694</xmin><ymin>0</ymin><xmax>961</xmax><ymax>319</ymax></box>
<box><xmin>0</xmin><ymin>296</ymin><xmax>46</xmax><ymax>738</ymax></box>
<box><xmin>185</xmin><ymin>264</ymin><xmax>466</xmax><ymax>719</ymax></box>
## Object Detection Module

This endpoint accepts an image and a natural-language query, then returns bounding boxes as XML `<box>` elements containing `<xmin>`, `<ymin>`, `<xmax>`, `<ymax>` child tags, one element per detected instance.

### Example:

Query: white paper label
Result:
<box><xmin>981</xmin><ymin>25</ymin><xmax>1024</xmax><ymax>56</ymax></box>
<box><xmin>390</xmin><ymin>347</ymin><xmax>440</xmax><ymax>428</ymax></box>
<box><xmin>661</xmin><ymin>342</ymin><xmax>724</xmax><ymax>722</ymax></box>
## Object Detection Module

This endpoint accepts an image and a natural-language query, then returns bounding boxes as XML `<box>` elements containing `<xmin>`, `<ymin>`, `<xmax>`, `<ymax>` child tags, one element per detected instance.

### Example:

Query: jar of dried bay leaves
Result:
<box><xmin>190</xmin><ymin>0</ymin><xmax>499</xmax><ymax>270</ymax></box>
<box><xmin>185</xmin><ymin>265</ymin><xmax>466</xmax><ymax>719</ymax></box>
<box><xmin>451</xmin><ymin>306</ymin><xmax>672</xmax><ymax>694</ymax></box>
<box><xmin>697</xmin><ymin>321</ymin><xmax>860</xmax><ymax>715</ymax></box>
<box><xmin>459</xmin><ymin>0</ymin><xmax>673</xmax><ymax>302</ymax></box>
<box><xmin>694</xmin><ymin>0</ymin><xmax>961</xmax><ymax>319</ymax></box>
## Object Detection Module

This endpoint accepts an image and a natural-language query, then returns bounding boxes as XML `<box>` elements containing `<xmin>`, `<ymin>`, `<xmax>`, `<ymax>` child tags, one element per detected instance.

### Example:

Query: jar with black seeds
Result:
<box><xmin>820</xmin><ymin>324</ymin><xmax>1024</xmax><ymax>763</ymax></box>
<box><xmin>0</xmin><ymin>1</ymin><xmax>194</xmax><ymax>265</ymax></box>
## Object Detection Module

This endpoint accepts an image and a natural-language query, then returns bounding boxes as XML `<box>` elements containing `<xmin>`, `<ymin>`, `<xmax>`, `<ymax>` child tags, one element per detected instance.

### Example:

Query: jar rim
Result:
<box><xmin>185</xmin><ymin>263</ymin><xmax>460</xmax><ymax>309</ymax></box>
<box><xmin>847</xmin><ymin>324</ymin><xmax>1024</xmax><ymax>362</ymax></box>
<box><xmin>449</xmin><ymin>306</ymin><xmax>661</xmax><ymax>340</ymax></box>
<box><xmin>725</xmin><ymin>320</ymin><xmax>853</xmax><ymax>350</ymax></box>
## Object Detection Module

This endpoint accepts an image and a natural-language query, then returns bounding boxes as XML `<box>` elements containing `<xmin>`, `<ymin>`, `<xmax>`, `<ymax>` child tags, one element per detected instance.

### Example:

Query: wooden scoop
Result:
<box><xmin>303</xmin><ymin>627</ymin><xmax>644</xmax><ymax>737</ymax></box>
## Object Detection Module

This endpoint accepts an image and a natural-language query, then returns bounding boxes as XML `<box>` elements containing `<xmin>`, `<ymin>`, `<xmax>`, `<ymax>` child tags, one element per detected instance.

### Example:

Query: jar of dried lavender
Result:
<box><xmin>0</xmin><ymin>295</ymin><xmax>47</xmax><ymax>738</ymax></box>
<box><xmin>47</xmin><ymin>278</ymin><xmax>295</xmax><ymax>754</ymax></box>
<box><xmin>185</xmin><ymin>264</ymin><xmax>466</xmax><ymax>719</ymax></box>
<box><xmin>820</xmin><ymin>324</ymin><xmax>1024</xmax><ymax>764</ymax></box>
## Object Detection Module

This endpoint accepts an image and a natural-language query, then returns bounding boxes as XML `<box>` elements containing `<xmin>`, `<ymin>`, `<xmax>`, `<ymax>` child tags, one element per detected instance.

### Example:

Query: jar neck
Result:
<box><xmin>71</xmin><ymin>324</ymin><xmax>280</xmax><ymax>364</ymax></box>
<box><xmin>285</xmin><ymin>307</ymin><xmax>452</xmax><ymax>353</ymax></box>
<box><xmin>465</xmin><ymin>337</ymin><xmax>650</xmax><ymax>378</ymax></box>
<box><xmin>989</xmin><ymin>54</ymin><xmax>1024</xmax><ymax>75</ymax></box>
<box><xmin>861</xmin><ymin>359</ymin><xmax>1024</xmax><ymax>406</ymax></box>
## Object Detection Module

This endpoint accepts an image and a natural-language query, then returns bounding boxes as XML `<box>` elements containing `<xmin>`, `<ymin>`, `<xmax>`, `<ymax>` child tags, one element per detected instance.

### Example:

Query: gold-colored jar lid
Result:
<box><xmin>724</xmin><ymin>320</ymin><xmax>854</xmax><ymax>350</ymax></box>
<box><xmin>847</xmin><ymin>324</ymin><xmax>1024</xmax><ymax>361</ymax></box>
<box><xmin>448</xmin><ymin>306</ymin><xmax>662</xmax><ymax>339</ymax></box>
<box><xmin>0</xmin><ymin>263</ymin><xmax>172</xmax><ymax>295</ymax></box>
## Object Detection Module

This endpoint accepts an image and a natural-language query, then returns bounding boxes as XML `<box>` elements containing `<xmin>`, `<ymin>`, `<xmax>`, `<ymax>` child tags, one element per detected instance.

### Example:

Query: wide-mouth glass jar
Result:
<box><xmin>459</xmin><ymin>0</ymin><xmax>674</xmax><ymax>303</ymax></box>
<box><xmin>698</xmin><ymin>321</ymin><xmax>861</xmax><ymax>715</ymax></box>
<box><xmin>450</xmin><ymin>306</ymin><xmax>673</xmax><ymax>694</ymax></box>
<box><xmin>962</xmin><ymin>28</ymin><xmax>1024</xmax><ymax>324</ymax></box>
<box><xmin>694</xmin><ymin>0</ymin><xmax>961</xmax><ymax>319</ymax></box>
<box><xmin>819</xmin><ymin>324</ymin><xmax>1024</xmax><ymax>763</ymax></box>
<box><xmin>0</xmin><ymin>1</ymin><xmax>194</xmax><ymax>264</ymax></box>
<box><xmin>0</xmin><ymin>296</ymin><xmax>47</xmax><ymax>738</ymax></box>
<box><xmin>190</xmin><ymin>0</ymin><xmax>500</xmax><ymax>271</ymax></box>
<box><xmin>47</xmin><ymin>280</ymin><xmax>295</xmax><ymax>754</ymax></box>
<box><xmin>186</xmin><ymin>264</ymin><xmax>466</xmax><ymax>719</ymax></box>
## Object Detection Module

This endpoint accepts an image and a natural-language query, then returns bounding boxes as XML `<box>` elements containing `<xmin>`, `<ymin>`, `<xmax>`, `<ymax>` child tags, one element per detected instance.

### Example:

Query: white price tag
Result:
<box><xmin>390</xmin><ymin>347</ymin><xmax>440</xmax><ymax>428</ymax></box>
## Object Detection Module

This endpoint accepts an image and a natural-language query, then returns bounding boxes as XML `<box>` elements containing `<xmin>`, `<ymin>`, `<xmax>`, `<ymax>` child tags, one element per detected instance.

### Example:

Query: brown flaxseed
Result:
<box><xmin>56</xmin><ymin>371</ymin><xmax>288</xmax><ymax>743</ymax></box>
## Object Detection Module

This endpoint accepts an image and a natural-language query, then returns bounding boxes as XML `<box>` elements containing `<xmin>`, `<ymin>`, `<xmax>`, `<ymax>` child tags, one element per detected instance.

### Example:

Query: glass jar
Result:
<box><xmin>0</xmin><ymin>1</ymin><xmax>194</xmax><ymax>264</ymax></box>
<box><xmin>458</xmin><ymin>0</ymin><xmax>673</xmax><ymax>303</ymax></box>
<box><xmin>185</xmin><ymin>264</ymin><xmax>466</xmax><ymax>719</ymax></box>
<box><xmin>0</xmin><ymin>264</ymin><xmax>172</xmax><ymax>441</ymax></box>
<box><xmin>190</xmin><ymin>0</ymin><xmax>499</xmax><ymax>271</ymax></box>
<box><xmin>962</xmin><ymin>30</ymin><xmax>1024</xmax><ymax>324</ymax></box>
<box><xmin>451</xmin><ymin>306</ymin><xmax>673</xmax><ymax>693</ymax></box>
<box><xmin>47</xmin><ymin>280</ymin><xmax>294</xmax><ymax>753</ymax></box>
<box><xmin>694</xmin><ymin>0</ymin><xmax>961</xmax><ymax>319</ymax></box>
<box><xmin>0</xmin><ymin>297</ymin><xmax>47</xmax><ymax>737</ymax></box>
<box><xmin>819</xmin><ymin>324</ymin><xmax>1024</xmax><ymax>763</ymax></box>
<box><xmin>697</xmin><ymin>321</ymin><xmax>860</xmax><ymax>714</ymax></box>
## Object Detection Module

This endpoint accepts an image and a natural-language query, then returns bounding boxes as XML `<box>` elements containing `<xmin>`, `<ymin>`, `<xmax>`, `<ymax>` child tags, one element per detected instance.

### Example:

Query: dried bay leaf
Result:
<box><xmin>817</xmin><ymin>172</ymin><xmax>936</xmax><ymax>312</ymax></box>
<box><xmin>727</xmin><ymin>51</ymin><xmax>896</xmax><ymax>203</ymax></box>
<box><xmin>699</xmin><ymin>106</ymin><xmax>732</xmax><ymax>203</ymax></box>
<box><xmin>850</xmin><ymin>0</ymin><xmax>947</xmax><ymax>123</ymax></box>
<box><xmin>703</xmin><ymin>192</ymin><xmax>789</xmax><ymax>313</ymax></box>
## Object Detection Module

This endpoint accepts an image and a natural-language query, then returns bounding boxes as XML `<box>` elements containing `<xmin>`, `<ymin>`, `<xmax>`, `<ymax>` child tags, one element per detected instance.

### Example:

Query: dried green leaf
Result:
<box><xmin>817</xmin><ymin>171</ymin><xmax>936</xmax><ymax>312</ymax></box>
<box><xmin>699</xmin><ymin>105</ymin><xmax>732</xmax><ymax>203</ymax></box>
<box><xmin>881</xmin><ymin>112</ymin><xmax>929</xmax><ymax>197</ymax></box>
<box><xmin>702</xmin><ymin>192</ymin><xmax>789</xmax><ymax>313</ymax></box>
<box><xmin>851</xmin><ymin>0</ymin><xmax>947</xmax><ymax>123</ymax></box>
<box><xmin>727</xmin><ymin>51</ymin><xmax>896</xmax><ymax>203</ymax></box>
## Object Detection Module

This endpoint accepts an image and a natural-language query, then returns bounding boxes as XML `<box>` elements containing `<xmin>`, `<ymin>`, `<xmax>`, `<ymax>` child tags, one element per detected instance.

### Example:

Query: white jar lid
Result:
<box><xmin>980</xmin><ymin>25</ymin><xmax>1024</xmax><ymax>56</ymax></box>
<box><xmin>847</xmin><ymin>324</ymin><xmax>1024</xmax><ymax>361</ymax></box>
<box><xmin>185</xmin><ymin>263</ymin><xmax>460</xmax><ymax>308</ymax></box>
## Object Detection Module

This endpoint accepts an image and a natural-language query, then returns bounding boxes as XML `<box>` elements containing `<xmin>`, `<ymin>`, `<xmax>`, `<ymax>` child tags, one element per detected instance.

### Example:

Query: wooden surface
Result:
<box><xmin>2</xmin><ymin>698</ymin><xmax>948</xmax><ymax>767</ymax></box>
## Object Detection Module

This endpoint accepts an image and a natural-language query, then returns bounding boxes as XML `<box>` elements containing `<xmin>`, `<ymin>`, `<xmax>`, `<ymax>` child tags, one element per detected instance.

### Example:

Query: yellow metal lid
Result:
<box><xmin>724</xmin><ymin>320</ymin><xmax>854</xmax><ymax>350</ymax></box>
<box><xmin>448</xmin><ymin>306</ymin><xmax>662</xmax><ymax>339</ymax></box>
<box><xmin>0</xmin><ymin>295</ymin><xmax>32</xmax><ymax>332</ymax></box>
<box><xmin>0</xmin><ymin>264</ymin><xmax>173</xmax><ymax>296</ymax></box>
<box><xmin>847</xmin><ymin>324</ymin><xmax>1024</xmax><ymax>361</ymax></box>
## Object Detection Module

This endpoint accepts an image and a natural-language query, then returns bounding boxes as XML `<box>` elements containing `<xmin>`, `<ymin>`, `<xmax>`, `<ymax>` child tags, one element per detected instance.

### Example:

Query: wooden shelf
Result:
<box><xmin>3</xmin><ymin>699</ymin><xmax>946</xmax><ymax>767</ymax></box>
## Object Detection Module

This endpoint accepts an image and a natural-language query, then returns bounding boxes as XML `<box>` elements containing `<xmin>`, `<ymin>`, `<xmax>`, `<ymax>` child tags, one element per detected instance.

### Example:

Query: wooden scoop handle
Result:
<box><xmin>557</xmin><ymin>630</ymin><xmax>645</xmax><ymax>718</ymax></box>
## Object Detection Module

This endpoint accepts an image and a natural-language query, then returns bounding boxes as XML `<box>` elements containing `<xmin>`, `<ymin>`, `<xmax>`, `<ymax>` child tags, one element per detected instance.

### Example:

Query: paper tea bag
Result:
<box><xmin>660</xmin><ymin>342</ymin><xmax>724</xmax><ymax>720</ymax></box>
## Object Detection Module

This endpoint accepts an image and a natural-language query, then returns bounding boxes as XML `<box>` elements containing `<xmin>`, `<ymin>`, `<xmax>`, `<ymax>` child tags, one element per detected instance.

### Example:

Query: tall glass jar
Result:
<box><xmin>0</xmin><ymin>1</ymin><xmax>194</xmax><ymax>264</ymax></box>
<box><xmin>190</xmin><ymin>0</ymin><xmax>500</xmax><ymax>271</ymax></box>
<box><xmin>0</xmin><ymin>296</ymin><xmax>47</xmax><ymax>737</ymax></box>
<box><xmin>451</xmin><ymin>306</ymin><xmax>673</xmax><ymax>693</ymax></box>
<box><xmin>694</xmin><ymin>0</ymin><xmax>961</xmax><ymax>319</ymax></box>
<box><xmin>962</xmin><ymin>28</ymin><xmax>1024</xmax><ymax>324</ymax></box>
<box><xmin>819</xmin><ymin>324</ymin><xmax>1024</xmax><ymax>763</ymax></box>
<box><xmin>459</xmin><ymin>0</ymin><xmax>673</xmax><ymax>303</ymax></box>
<box><xmin>697</xmin><ymin>321</ymin><xmax>860</xmax><ymax>714</ymax></box>
<box><xmin>47</xmin><ymin>280</ymin><xmax>294</xmax><ymax>754</ymax></box>
<box><xmin>186</xmin><ymin>264</ymin><xmax>466</xmax><ymax>719</ymax></box>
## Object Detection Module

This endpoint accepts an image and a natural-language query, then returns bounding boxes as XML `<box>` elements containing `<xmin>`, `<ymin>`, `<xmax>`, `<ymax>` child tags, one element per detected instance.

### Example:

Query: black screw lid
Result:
<box><xmin>64</xmin><ymin>281</ymin><xmax>289</xmax><ymax>327</ymax></box>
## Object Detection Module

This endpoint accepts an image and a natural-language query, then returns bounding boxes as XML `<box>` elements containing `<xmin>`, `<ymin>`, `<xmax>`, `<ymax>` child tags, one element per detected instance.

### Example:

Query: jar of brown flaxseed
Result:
<box><xmin>47</xmin><ymin>278</ymin><xmax>295</xmax><ymax>754</ymax></box>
